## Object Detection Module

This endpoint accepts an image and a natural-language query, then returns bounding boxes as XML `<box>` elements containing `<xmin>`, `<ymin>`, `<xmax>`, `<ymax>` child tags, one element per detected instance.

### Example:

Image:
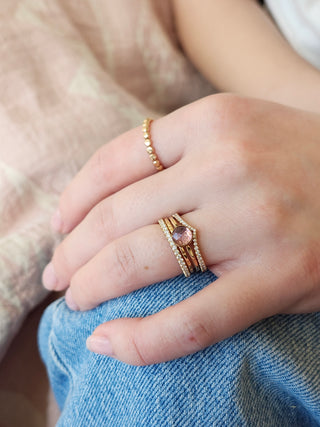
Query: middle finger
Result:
<box><xmin>43</xmin><ymin>160</ymin><xmax>200</xmax><ymax>290</ymax></box>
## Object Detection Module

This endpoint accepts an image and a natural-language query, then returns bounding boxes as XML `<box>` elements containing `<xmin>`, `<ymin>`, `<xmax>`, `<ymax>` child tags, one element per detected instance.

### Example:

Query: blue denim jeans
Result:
<box><xmin>38</xmin><ymin>271</ymin><xmax>320</xmax><ymax>426</ymax></box>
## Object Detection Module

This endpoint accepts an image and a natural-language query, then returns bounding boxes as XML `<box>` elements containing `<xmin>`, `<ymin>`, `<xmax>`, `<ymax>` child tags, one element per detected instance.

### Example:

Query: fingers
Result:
<box><xmin>43</xmin><ymin>162</ymin><xmax>200</xmax><ymax>290</ymax></box>
<box><xmin>50</xmin><ymin>93</ymin><xmax>273</xmax><ymax>234</ymax></box>
<box><xmin>65</xmin><ymin>224</ymin><xmax>182</xmax><ymax>311</ymax></box>
<box><xmin>53</xmin><ymin>126</ymin><xmax>164</xmax><ymax>233</ymax></box>
<box><xmin>60</xmin><ymin>204</ymin><xmax>239</xmax><ymax>310</ymax></box>
<box><xmin>43</xmin><ymin>197</ymin><xmax>249</xmax><ymax>303</ymax></box>
<box><xmin>53</xmin><ymin>104</ymin><xmax>200</xmax><ymax>234</ymax></box>
<box><xmin>86</xmin><ymin>265</ymin><xmax>284</xmax><ymax>365</ymax></box>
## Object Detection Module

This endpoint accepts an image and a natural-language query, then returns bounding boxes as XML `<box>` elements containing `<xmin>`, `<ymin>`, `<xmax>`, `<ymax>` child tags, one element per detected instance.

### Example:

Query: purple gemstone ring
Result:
<box><xmin>158</xmin><ymin>213</ymin><xmax>207</xmax><ymax>277</ymax></box>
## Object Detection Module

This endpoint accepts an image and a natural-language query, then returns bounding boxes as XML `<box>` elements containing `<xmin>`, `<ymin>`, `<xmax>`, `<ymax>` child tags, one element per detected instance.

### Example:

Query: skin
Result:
<box><xmin>42</xmin><ymin>94</ymin><xmax>320</xmax><ymax>365</ymax></box>
<box><xmin>172</xmin><ymin>0</ymin><xmax>320</xmax><ymax>113</ymax></box>
<box><xmin>42</xmin><ymin>0</ymin><xmax>320</xmax><ymax>364</ymax></box>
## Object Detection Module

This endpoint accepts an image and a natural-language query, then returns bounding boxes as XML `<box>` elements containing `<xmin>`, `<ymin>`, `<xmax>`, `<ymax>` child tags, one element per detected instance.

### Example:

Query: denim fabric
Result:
<box><xmin>38</xmin><ymin>271</ymin><xmax>320</xmax><ymax>426</ymax></box>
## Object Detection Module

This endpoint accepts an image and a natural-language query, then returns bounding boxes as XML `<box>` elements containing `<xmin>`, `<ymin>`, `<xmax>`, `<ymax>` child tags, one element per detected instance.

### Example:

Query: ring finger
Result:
<box><xmin>63</xmin><ymin>208</ymin><xmax>244</xmax><ymax>311</ymax></box>
<box><xmin>43</xmin><ymin>160</ymin><xmax>200</xmax><ymax>291</ymax></box>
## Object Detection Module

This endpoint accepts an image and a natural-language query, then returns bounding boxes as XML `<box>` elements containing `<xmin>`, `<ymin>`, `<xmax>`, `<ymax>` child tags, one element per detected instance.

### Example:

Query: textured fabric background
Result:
<box><xmin>0</xmin><ymin>0</ymin><xmax>214</xmax><ymax>359</ymax></box>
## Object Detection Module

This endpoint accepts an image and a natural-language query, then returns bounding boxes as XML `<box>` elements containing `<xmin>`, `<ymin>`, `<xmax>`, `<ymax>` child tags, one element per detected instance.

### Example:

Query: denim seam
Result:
<box><xmin>48</xmin><ymin>331</ymin><xmax>73</xmax><ymax>380</ymax></box>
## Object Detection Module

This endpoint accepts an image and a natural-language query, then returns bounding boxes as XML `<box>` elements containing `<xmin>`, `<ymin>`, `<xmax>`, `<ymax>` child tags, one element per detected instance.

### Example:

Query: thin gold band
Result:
<box><xmin>142</xmin><ymin>118</ymin><xmax>164</xmax><ymax>171</ymax></box>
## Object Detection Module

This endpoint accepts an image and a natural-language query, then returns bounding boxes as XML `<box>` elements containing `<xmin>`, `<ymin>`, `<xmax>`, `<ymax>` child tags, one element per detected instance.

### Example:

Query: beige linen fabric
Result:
<box><xmin>0</xmin><ymin>0</ymin><xmax>214</xmax><ymax>359</ymax></box>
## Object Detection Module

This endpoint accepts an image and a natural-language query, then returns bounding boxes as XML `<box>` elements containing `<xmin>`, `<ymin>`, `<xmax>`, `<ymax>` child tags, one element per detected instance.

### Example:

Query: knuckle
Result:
<box><xmin>70</xmin><ymin>269</ymin><xmax>95</xmax><ymax>308</ymax></box>
<box><xmin>131</xmin><ymin>329</ymin><xmax>149</xmax><ymax>366</ymax></box>
<box><xmin>91</xmin><ymin>198</ymin><xmax>118</xmax><ymax>242</ymax></box>
<box><xmin>205</xmin><ymin>92</ymin><xmax>243</xmax><ymax>111</ymax></box>
<box><xmin>180</xmin><ymin>314</ymin><xmax>214</xmax><ymax>351</ymax></box>
<box><xmin>299</xmin><ymin>245</ymin><xmax>320</xmax><ymax>295</ymax></box>
<box><xmin>52</xmin><ymin>242</ymin><xmax>73</xmax><ymax>282</ymax></box>
<box><xmin>253</xmin><ymin>193</ymin><xmax>280</xmax><ymax>227</ymax></box>
<box><xmin>112</xmin><ymin>240</ymin><xmax>138</xmax><ymax>288</ymax></box>
<box><xmin>199</xmin><ymin>143</ymin><xmax>249</xmax><ymax>186</ymax></box>
<box><xmin>204</xmin><ymin>93</ymin><xmax>254</xmax><ymax>128</ymax></box>
<box><xmin>247</xmin><ymin>196</ymin><xmax>285</xmax><ymax>241</ymax></box>
<box><xmin>89</xmin><ymin>145</ymin><xmax>113</xmax><ymax>186</ymax></box>
<box><xmin>255</xmin><ymin>187</ymin><xmax>304</xmax><ymax>238</ymax></box>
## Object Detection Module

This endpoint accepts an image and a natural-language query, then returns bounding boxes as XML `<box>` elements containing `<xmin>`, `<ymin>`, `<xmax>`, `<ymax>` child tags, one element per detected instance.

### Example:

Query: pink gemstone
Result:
<box><xmin>172</xmin><ymin>226</ymin><xmax>193</xmax><ymax>247</ymax></box>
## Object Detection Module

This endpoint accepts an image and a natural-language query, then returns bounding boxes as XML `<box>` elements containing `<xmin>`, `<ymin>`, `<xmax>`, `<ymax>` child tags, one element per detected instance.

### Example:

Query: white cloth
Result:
<box><xmin>265</xmin><ymin>0</ymin><xmax>320</xmax><ymax>69</ymax></box>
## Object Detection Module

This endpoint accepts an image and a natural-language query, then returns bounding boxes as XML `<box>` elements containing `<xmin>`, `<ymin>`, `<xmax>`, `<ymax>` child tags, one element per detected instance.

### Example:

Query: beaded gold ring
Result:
<box><xmin>158</xmin><ymin>213</ymin><xmax>207</xmax><ymax>277</ymax></box>
<box><xmin>142</xmin><ymin>118</ymin><xmax>164</xmax><ymax>171</ymax></box>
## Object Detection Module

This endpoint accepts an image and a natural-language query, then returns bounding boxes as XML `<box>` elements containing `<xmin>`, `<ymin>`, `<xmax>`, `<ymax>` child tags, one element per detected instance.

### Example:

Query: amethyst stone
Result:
<box><xmin>172</xmin><ymin>226</ymin><xmax>193</xmax><ymax>247</ymax></box>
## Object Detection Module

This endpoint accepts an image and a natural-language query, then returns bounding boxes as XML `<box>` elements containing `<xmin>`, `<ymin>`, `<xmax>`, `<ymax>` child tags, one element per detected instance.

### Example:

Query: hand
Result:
<box><xmin>42</xmin><ymin>94</ymin><xmax>320</xmax><ymax>365</ymax></box>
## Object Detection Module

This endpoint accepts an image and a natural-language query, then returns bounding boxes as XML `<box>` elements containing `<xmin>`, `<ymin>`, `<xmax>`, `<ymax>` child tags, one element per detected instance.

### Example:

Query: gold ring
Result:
<box><xmin>158</xmin><ymin>213</ymin><xmax>207</xmax><ymax>277</ymax></box>
<box><xmin>142</xmin><ymin>118</ymin><xmax>164</xmax><ymax>171</ymax></box>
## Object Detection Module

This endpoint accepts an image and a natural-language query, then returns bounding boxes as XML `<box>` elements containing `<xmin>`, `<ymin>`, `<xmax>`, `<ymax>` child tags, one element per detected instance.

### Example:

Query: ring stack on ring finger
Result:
<box><xmin>142</xmin><ymin>119</ymin><xmax>206</xmax><ymax>277</ymax></box>
<box><xmin>158</xmin><ymin>213</ymin><xmax>207</xmax><ymax>277</ymax></box>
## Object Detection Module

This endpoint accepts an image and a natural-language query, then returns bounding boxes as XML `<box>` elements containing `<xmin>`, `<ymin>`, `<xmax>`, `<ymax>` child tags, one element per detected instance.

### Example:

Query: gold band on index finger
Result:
<box><xmin>142</xmin><ymin>118</ymin><xmax>164</xmax><ymax>171</ymax></box>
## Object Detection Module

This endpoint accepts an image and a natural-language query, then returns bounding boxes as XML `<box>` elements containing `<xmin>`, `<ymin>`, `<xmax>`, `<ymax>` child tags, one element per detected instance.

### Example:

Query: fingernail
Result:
<box><xmin>42</xmin><ymin>262</ymin><xmax>58</xmax><ymax>290</ymax></box>
<box><xmin>86</xmin><ymin>335</ymin><xmax>114</xmax><ymax>357</ymax></box>
<box><xmin>65</xmin><ymin>288</ymin><xmax>80</xmax><ymax>311</ymax></box>
<box><xmin>51</xmin><ymin>209</ymin><xmax>63</xmax><ymax>232</ymax></box>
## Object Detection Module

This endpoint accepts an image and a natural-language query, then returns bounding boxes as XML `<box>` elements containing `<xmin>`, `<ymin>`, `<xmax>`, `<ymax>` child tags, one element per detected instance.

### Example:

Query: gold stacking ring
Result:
<box><xmin>158</xmin><ymin>213</ymin><xmax>207</xmax><ymax>277</ymax></box>
<box><xmin>142</xmin><ymin>118</ymin><xmax>164</xmax><ymax>171</ymax></box>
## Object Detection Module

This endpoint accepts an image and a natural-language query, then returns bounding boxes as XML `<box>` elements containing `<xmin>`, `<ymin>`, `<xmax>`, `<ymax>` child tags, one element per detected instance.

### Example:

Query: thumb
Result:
<box><xmin>86</xmin><ymin>265</ymin><xmax>284</xmax><ymax>365</ymax></box>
